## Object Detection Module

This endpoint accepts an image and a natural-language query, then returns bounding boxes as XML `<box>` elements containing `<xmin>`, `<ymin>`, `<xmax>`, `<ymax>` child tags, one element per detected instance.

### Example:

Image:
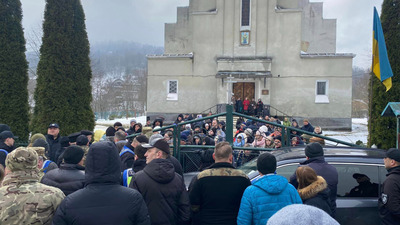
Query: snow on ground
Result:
<box><xmin>324</xmin><ymin>118</ymin><xmax>368</xmax><ymax>145</ymax></box>
<box><xmin>95</xmin><ymin>117</ymin><xmax>369</xmax><ymax>145</ymax></box>
<box><xmin>95</xmin><ymin>116</ymin><xmax>147</xmax><ymax>130</ymax></box>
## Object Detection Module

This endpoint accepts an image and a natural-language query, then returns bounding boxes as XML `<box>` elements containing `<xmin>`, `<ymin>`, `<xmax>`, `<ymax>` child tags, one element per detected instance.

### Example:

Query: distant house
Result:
<box><xmin>147</xmin><ymin>0</ymin><xmax>354</xmax><ymax>130</ymax></box>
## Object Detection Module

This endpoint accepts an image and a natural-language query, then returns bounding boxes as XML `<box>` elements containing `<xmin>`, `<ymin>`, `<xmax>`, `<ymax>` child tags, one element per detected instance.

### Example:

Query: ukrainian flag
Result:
<box><xmin>372</xmin><ymin>7</ymin><xmax>393</xmax><ymax>92</ymax></box>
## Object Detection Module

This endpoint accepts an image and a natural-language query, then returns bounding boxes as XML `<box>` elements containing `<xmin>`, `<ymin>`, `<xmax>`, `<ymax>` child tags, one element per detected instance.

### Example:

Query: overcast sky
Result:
<box><xmin>20</xmin><ymin>0</ymin><xmax>383</xmax><ymax>69</ymax></box>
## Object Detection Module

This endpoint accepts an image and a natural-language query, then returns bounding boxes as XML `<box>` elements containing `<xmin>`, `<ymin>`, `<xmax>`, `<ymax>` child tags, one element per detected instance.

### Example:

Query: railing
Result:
<box><xmin>200</xmin><ymin>104</ymin><xmax>228</xmax><ymax>115</ymax></box>
<box><xmin>267</xmin><ymin>105</ymin><xmax>292</xmax><ymax>120</ymax></box>
<box><xmin>128</xmin><ymin>105</ymin><xmax>360</xmax><ymax>173</ymax></box>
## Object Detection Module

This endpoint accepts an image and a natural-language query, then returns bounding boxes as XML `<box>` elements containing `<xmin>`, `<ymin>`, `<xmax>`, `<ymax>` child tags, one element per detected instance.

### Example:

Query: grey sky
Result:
<box><xmin>20</xmin><ymin>0</ymin><xmax>383</xmax><ymax>69</ymax></box>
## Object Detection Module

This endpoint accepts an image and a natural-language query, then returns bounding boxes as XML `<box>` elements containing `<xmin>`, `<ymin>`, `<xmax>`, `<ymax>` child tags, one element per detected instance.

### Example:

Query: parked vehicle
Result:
<box><xmin>238</xmin><ymin>147</ymin><xmax>387</xmax><ymax>225</ymax></box>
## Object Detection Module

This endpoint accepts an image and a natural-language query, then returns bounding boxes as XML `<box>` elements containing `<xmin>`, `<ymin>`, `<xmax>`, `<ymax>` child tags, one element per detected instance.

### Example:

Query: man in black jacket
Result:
<box><xmin>41</xmin><ymin>145</ymin><xmax>85</xmax><ymax>196</ymax></box>
<box><xmin>46</xmin><ymin>123</ymin><xmax>63</xmax><ymax>162</ymax></box>
<box><xmin>300</xmin><ymin>119</ymin><xmax>315</xmax><ymax>134</ymax></box>
<box><xmin>379</xmin><ymin>148</ymin><xmax>400</xmax><ymax>225</ymax></box>
<box><xmin>52</xmin><ymin>142</ymin><xmax>150</xmax><ymax>225</ymax></box>
<box><xmin>122</xmin><ymin>145</ymin><xmax>148</xmax><ymax>187</ymax></box>
<box><xmin>189</xmin><ymin>142</ymin><xmax>251</xmax><ymax>225</ymax></box>
<box><xmin>0</xmin><ymin>130</ymin><xmax>16</xmax><ymax>168</ymax></box>
<box><xmin>127</xmin><ymin>119</ymin><xmax>137</xmax><ymax>135</ymax></box>
<box><xmin>290</xmin><ymin>142</ymin><xmax>338</xmax><ymax>216</ymax></box>
<box><xmin>130</xmin><ymin>138</ymin><xmax>190</xmax><ymax>225</ymax></box>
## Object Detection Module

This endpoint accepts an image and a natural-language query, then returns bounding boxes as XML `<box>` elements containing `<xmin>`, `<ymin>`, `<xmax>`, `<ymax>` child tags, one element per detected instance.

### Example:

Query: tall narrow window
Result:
<box><xmin>241</xmin><ymin>0</ymin><xmax>251</xmax><ymax>27</ymax></box>
<box><xmin>167</xmin><ymin>80</ymin><xmax>178</xmax><ymax>101</ymax></box>
<box><xmin>317</xmin><ymin>82</ymin><xmax>326</xmax><ymax>95</ymax></box>
<box><xmin>315</xmin><ymin>80</ymin><xmax>329</xmax><ymax>103</ymax></box>
<box><xmin>168</xmin><ymin>81</ymin><xmax>177</xmax><ymax>94</ymax></box>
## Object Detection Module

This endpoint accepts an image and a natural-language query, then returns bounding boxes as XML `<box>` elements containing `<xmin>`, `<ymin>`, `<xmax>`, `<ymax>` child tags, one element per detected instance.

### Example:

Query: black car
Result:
<box><xmin>238</xmin><ymin>147</ymin><xmax>387</xmax><ymax>225</ymax></box>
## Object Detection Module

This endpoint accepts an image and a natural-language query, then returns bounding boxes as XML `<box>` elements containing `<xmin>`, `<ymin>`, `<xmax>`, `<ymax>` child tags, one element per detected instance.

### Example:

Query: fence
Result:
<box><xmin>128</xmin><ymin>105</ymin><xmax>359</xmax><ymax>173</ymax></box>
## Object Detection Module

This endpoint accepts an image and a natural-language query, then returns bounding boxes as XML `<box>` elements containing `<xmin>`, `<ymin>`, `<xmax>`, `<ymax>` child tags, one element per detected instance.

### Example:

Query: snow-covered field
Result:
<box><xmin>324</xmin><ymin>118</ymin><xmax>368</xmax><ymax>146</ymax></box>
<box><xmin>95</xmin><ymin>117</ymin><xmax>369</xmax><ymax>145</ymax></box>
<box><xmin>95</xmin><ymin>116</ymin><xmax>147</xmax><ymax>131</ymax></box>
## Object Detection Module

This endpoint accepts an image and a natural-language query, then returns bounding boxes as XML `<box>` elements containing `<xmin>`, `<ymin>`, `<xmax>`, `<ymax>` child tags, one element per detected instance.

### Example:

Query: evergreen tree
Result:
<box><xmin>0</xmin><ymin>0</ymin><xmax>30</xmax><ymax>141</ymax></box>
<box><xmin>32</xmin><ymin>0</ymin><xmax>94</xmax><ymax>135</ymax></box>
<box><xmin>368</xmin><ymin>0</ymin><xmax>400</xmax><ymax>149</ymax></box>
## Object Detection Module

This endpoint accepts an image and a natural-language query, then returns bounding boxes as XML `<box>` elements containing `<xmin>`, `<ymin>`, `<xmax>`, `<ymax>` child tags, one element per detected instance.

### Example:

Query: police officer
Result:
<box><xmin>379</xmin><ymin>148</ymin><xmax>400</xmax><ymax>224</ymax></box>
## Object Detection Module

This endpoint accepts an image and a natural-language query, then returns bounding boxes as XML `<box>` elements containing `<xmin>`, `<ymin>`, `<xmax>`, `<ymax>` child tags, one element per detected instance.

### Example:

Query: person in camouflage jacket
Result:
<box><xmin>0</xmin><ymin>147</ymin><xmax>65</xmax><ymax>225</ymax></box>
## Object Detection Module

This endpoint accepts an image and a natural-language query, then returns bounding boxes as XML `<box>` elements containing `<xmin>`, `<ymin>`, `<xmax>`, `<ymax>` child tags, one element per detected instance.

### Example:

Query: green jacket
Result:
<box><xmin>0</xmin><ymin>170</ymin><xmax>65</xmax><ymax>225</ymax></box>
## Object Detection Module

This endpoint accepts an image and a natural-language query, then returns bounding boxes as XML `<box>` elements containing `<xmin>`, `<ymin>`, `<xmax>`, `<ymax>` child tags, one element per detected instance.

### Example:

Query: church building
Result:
<box><xmin>146</xmin><ymin>0</ymin><xmax>354</xmax><ymax>130</ymax></box>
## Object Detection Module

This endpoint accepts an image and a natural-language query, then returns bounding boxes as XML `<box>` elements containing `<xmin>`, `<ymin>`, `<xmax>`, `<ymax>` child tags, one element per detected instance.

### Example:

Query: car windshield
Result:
<box><xmin>238</xmin><ymin>157</ymin><xmax>258</xmax><ymax>175</ymax></box>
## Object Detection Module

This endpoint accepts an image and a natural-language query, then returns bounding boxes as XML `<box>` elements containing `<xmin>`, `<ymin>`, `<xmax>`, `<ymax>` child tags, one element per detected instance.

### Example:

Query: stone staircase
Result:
<box><xmin>216</xmin><ymin>115</ymin><xmax>240</xmax><ymax>134</ymax></box>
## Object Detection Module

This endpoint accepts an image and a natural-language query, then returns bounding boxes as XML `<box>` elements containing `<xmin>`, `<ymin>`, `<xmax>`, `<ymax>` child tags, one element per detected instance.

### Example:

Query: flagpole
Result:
<box><xmin>368</xmin><ymin>72</ymin><xmax>373</xmax><ymax>147</ymax></box>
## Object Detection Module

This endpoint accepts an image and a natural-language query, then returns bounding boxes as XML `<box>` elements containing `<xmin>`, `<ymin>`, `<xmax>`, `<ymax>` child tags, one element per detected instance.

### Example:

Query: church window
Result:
<box><xmin>167</xmin><ymin>80</ymin><xmax>178</xmax><ymax>101</ymax></box>
<box><xmin>241</xmin><ymin>0</ymin><xmax>251</xmax><ymax>27</ymax></box>
<box><xmin>315</xmin><ymin>80</ymin><xmax>329</xmax><ymax>103</ymax></box>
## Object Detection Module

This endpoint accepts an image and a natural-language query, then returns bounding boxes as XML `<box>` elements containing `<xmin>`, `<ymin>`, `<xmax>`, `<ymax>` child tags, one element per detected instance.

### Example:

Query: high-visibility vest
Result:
<box><xmin>122</xmin><ymin>168</ymin><xmax>135</xmax><ymax>187</ymax></box>
<box><xmin>119</xmin><ymin>147</ymin><xmax>135</xmax><ymax>157</ymax></box>
<box><xmin>42</xmin><ymin>160</ymin><xmax>53</xmax><ymax>173</ymax></box>
<box><xmin>0</xmin><ymin>149</ymin><xmax>8</xmax><ymax>156</ymax></box>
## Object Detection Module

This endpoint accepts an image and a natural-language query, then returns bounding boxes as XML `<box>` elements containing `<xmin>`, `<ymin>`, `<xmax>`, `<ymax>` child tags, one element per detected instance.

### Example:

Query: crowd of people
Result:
<box><xmin>152</xmin><ymin>113</ymin><xmax>326</xmax><ymax>168</ymax></box>
<box><xmin>0</xmin><ymin>117</ymin><xmax>399</xmax><ymax>225</ymax></box>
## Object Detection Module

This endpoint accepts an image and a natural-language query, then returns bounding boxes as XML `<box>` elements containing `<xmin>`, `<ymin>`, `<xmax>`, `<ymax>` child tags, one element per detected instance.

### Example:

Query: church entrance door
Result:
<box><xmin>233</xmin><ymin>82</ymin><xmax>255</xmax><ymax>101</ymax></box>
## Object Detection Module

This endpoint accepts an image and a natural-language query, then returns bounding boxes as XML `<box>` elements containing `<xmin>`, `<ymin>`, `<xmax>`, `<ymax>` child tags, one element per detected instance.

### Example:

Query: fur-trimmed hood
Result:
<box><xmin>298</xmin><ymin>176</ymin><xmax>328</xmax><ymax>200</ymax></box>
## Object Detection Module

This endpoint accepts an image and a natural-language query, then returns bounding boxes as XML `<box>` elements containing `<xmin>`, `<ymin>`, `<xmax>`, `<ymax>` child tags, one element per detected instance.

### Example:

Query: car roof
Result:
<box><xmin>269</xmin><ymin>146</ymin><xmax>386</xmax><ymax>162</ymax></box>
<box><xmin>238</xmin><ymin>147</ymin><xmax>387</xmax><ymax>179</ymax></box>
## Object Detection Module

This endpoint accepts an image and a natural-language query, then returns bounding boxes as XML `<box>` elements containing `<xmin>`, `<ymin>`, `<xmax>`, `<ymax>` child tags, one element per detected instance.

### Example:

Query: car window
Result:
<box><xmin>333</xmin><ymin>164</ymin><xmax>380</xmax><ymax>198</ymax></box>
<box><xmin>275</xmin><ymin>162</ymin><xmax>383</xmax><ymax>198</ymax></box>
<box><xmin>276</xmin><ymin>164</ymin><xmax>298</xmax><ymax>181</ymax></box>
<box><xmin>379</xmin><ymin>166</ymin><xmax>388</xmax><ymax>192</ymax></box>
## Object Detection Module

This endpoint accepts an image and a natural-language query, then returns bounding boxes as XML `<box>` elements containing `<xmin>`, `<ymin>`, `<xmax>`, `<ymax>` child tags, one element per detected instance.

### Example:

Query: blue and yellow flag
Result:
<box><xmin>372</xmin><ymin>7</ymin><xmax>393</xmax><ymax>92</ymax></box>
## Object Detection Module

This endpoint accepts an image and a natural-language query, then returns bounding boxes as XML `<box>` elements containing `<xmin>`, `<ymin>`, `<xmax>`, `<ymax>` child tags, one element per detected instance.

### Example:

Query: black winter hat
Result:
<box><xmin>135</xmin><ymin>135</ymin><xmax>149</xmax><ymax>144</ymax></box>
<box><xmin>274</xmin><ymin>136</ymin><xmax>282</xmax><ymax>142</ymax></box>
<box><xmin>116</xmin><ymin>126</ymin><xmax>125</xmax><ymax>132</ymax></box>
<box><xmin>60</xmin><ymin>136</ymin><xmax>70</xmax><ymax>148</ymax></box>
<box><xmin>113</xmin><ymin>122</ymin><xmax>122</xmax><ymax>127</ymax></box>
<box><xmin>80</xmin><ymin>130</ymin><xmax>94</xmax><ymax>136</ymax></box>
<box><xmin>257</xmin><ymin>153</ymin><xmax>277</xmax><ymax>174</ymax></box>
<box><xmin>63</xmin><ymin>145</ymin><xmax>84</xmax><ymax>164</ymax></box>
<box><xmin>305</xmin><ymin>142</ymin><xmax>324</xmax><ymax>158</ymax></box>
<box><xmin>0</xmin><ymin>124</ymin><xmax>11</xmax><ymax>133</ymax></box>
<box><xmin>105</xmin><ymin>126</ymin><xmax>116</xmax><ymax>136</ymax></box>
<box><xmin>32</xmin><ymin>138</ymin><xmax>50</xmax><ymax>157</ymax></box>
<box><xmin>76</xmin><ymin>135</ymin><xmax>89</xmax><ymax>146</ymax></box>
<box><xmin>386</xmin><ymin>148</ymin><xmax>400</xmax><ymax>162</ymax></box>
<box><xmin>68</xmin><ymin>132</ymin><xmax>81</xmax><ymax>143</ymax></box>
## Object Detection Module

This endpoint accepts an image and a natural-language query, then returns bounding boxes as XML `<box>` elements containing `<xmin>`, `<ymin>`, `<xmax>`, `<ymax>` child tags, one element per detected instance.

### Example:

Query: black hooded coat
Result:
<box><xmin>52</xmin><ymin>142</ymin><xmax>150</xmax><ymax>225</ymax></box>
<box><xmin>130</xmin><ymin>158</ymin><xmax>190</xmax><ymax>225</ymax></box>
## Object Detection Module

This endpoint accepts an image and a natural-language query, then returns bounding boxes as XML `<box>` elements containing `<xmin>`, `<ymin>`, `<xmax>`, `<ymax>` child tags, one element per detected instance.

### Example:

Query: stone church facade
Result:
<box><xmin>147</xmin><ymin>0</ymin><xmax>354</xmax><ymax>130</ymax></box>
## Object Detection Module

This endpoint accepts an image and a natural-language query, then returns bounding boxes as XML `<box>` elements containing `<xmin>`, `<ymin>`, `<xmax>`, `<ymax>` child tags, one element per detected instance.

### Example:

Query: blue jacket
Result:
<box><xmin>237</xmin><ymin>174</ymin><xmax>302</xmax><ymax>225</ymax></box>
<box><xmin>233</xmin><ymin>139</ymin><xmax>245</xmax><ymax>147</ymax></box>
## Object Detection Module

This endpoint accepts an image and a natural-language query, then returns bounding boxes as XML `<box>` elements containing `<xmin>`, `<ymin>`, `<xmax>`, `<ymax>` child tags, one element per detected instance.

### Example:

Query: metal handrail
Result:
<box><xmin>200</xmin><ymin>105</ymin><xmax>218</xmax><ymax>114</ymax></box>
<box><xmin>127</xmin><ymin>105</ymin><xmax>359</xmax><ymax>170</ymax></box>
<box><xmin>200</xmin><ymin>104</ymin><xmax>228</xmax><ymax>115</ymax></box>
<box><xmin>232</xmin><ymin>112</ymin><xmax>359</xmax><ymax>147</ymax></box>
<box><xmin>180</xmin><ymin>145</ymin><xmax>275</xmax><ymax>151</ymax></box>
<box><xmin>266</xmin><ymin>105</ymin><xmax>292</xmax><ymax>119</ymax></box>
